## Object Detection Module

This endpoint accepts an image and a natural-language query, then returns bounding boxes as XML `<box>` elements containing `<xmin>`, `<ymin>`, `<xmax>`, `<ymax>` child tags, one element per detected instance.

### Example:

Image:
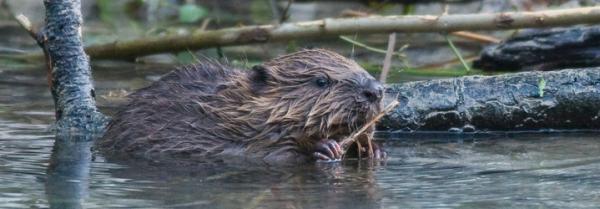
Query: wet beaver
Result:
<box><xmin>100</xmin><ymin>49</ymin><xmax>384</xmax><ymax>165</ymax></box>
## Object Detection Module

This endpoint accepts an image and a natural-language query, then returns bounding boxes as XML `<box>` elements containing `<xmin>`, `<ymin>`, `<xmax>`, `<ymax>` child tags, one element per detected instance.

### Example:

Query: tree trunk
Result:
<box><xmin>40</xmin><ymin>0</ymin><xmax>107</xmax><ymax>132</ymax></box>
<box><xmin>379</xmin><ymin>68</ymin><xmax>600</xmax><ymax>132</ymax></box>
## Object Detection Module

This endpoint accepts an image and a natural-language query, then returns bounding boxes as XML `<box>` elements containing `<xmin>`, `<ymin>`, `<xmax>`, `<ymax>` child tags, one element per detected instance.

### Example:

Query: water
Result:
<box><xmin>2</xmin><ymin>65</ymin><xmax>600</xmax><ymax>209</ymax></box>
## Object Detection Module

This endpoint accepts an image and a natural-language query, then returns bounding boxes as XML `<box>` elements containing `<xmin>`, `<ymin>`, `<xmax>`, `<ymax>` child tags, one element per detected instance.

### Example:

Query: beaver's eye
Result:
<box><xmin>315</xmin><ymin>77</ymin><xmax>330</xmax><ymax>88</ymax></box>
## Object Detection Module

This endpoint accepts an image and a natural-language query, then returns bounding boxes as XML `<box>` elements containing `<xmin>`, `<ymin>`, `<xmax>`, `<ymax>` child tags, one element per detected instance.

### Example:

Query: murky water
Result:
<box><xmin>2</xmin><ymin>64</ymin><xmax>600</xmax><ymax>209</ymax></box>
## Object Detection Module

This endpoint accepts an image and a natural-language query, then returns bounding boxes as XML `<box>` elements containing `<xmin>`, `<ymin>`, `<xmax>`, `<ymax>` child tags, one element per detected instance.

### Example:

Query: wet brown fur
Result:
<box><xmin>100</xmin><ymin>49</ymin><xmax>383</xmax><ymax>164</ymax></box>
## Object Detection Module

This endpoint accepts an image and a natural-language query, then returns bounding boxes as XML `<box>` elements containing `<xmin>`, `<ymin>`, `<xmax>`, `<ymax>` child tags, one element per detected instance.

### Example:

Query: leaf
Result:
<box><xmin>179</xmin><ymin>4</ymin><xmax>208</xmax><ymax>23</ymax></box>
<box><xmin>538</xmin><ymin>77</ymin><xmax>546</xmax><ymax>97</ymax></box>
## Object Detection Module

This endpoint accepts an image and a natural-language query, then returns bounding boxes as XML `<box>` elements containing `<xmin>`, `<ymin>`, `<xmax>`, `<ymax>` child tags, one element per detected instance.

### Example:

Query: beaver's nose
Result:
<box><xmin>362</xmin><ymin>80</ymin><xmax>383</xmax><ymax>103</ymax></box>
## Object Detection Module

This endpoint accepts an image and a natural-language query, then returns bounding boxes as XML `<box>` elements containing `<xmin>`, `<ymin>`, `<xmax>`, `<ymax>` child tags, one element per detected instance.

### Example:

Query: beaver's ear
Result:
<box><xmin>251</xmin><ymin>65</ymin><xmax>269</xmax><ymax>83</ymax></box>
<box><xmin>250</xmin><ymin>65</ymin><xmax>270</xmax><ymax>93</ymax></box>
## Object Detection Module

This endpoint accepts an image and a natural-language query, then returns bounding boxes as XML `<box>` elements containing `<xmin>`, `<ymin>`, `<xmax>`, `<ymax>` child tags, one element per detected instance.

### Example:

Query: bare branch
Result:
<box><xmin>14</xmin><ymin>14</ymin><xmax>36</xmax><ymax>38</ymax></box>
<box><xmin>451</xmin><ymin>31</ymin><xmax>501</xmax><ymax>44</ymax></box>
<box><xmin>81</xmin><ymin>6</ymin><xmax>600</xmax><ymax>59</ymax></box>
<box><xmin>379</xmin><ymin>33</ymin><xmax>396</xmax><ymax>83</ymax></box>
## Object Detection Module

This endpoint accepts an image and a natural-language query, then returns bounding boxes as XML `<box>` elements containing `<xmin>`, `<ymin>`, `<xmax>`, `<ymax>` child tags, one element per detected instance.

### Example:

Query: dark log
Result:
<box><xmin>379</xmin><ymin>68</ymin><xmax>600</xmax><ymax>132</ymax></box>
<box><xmin>38</xmin><ymin>0</ymin><xmax>107</xmax><ymax>132</ymax></box>
<box><xmin>473</xmin><ymin>26</ymin><xmax>600</xmax><ymax>71</ymax></box>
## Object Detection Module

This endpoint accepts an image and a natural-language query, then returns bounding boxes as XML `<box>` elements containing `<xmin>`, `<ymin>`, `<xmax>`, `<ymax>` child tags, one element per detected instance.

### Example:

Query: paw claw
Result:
<box><xmin>313</xmin><ymin>139</ymin><xmax>342</xmax><ymax>161</ymax></box>
<box><xmin>313</xmin><ymin>152</ymin><xmax>331</xmax><ymax>161</ymax></box>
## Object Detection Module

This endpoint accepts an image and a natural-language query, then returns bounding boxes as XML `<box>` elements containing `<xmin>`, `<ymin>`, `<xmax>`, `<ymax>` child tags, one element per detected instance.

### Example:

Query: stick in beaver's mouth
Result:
<box><xmin>338</xmin><ymin>100</ymin><xmax>400</xmax><ymax>159</ymax></box>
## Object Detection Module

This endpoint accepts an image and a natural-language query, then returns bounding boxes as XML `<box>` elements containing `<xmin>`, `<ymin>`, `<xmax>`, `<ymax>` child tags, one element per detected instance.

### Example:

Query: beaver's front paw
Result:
<box><xmin>312</xmin><ymin>139</ymin><xmax>342</xmax><ymax>162</ymax></box>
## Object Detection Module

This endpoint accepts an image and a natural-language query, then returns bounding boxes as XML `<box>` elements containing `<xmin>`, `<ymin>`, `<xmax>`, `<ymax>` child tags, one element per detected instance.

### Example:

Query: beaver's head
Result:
<box><xmin>248</xmin><ymin>49</ymin><xmax>383</xmax><ymax>150</ymax></box>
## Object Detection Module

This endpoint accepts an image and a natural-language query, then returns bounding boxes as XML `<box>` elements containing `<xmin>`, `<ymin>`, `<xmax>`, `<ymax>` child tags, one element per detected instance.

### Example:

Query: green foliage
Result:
<box><xmin>445</xmin><ymin>35</ymin><xmax>471</xmax><ymax>72</ymax></box>
<box><xmin>402</xmin><ymin>4</ymin><xmax>415</xmax><ymax>15</ymax></box>
<box><xmin>538</xmin><ymin>77</ymin><xmax>547</xmax><ymax>97</ymax></box>
<box><xmin>231</xmin><ymin>60</ymin><xmax>261</xmax><ymax>69</ymax></box>
<box><xmin>179</xmin><ymin>4</ymin><xmax>208</xmax><ymax>23</ymax></box>
<box><xmin>175</xmin><ymin>51</ymin><xmax>196</xmax><ymax>64</ymax></box>
<box><xmin>250</xmin><ymin>0</ymin><xmax>272</xmax><ymax>23</ymax></box>
<box><xmin>96</xmin><ymin>0</ymin><xmax>117</xmax><ymax>24</ymax></box>
<box><xmin>286</xmin><ymin>41</ymin><xmax>299</xmax><ymax>53</ymax></box>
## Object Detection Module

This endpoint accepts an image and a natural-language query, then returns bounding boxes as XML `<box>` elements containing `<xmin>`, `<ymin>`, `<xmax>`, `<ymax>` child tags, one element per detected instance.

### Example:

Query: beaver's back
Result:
<box><xmin>100</xmin><ymin>62</ymin><xmax>247</xmax><ymax>161</ymax></box>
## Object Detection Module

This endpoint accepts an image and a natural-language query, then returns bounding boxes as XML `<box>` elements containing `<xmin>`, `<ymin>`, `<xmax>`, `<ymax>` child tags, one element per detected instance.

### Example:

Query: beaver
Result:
<box><xmin>100</xmin><ymin>49</ymin><xmax>385</xmax><ymax>165</ymax></box>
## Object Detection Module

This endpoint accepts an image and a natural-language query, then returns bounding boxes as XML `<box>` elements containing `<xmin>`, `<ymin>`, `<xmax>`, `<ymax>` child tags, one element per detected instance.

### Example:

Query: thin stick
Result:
<box><xmin>451</xmin><ymin>31</ymin><xmax>501</xmax><ymax>44</ymax></box>
<box><xmin>269</xmin><ymin>0</ymin><xmax>281</xmax><ymax>25</ymax></box>
<box><xmin>14</xmin><ymin>14</ymin><xmax>36</xmax><ymax>40</ymax></box>
<box><xmin>414</xmin><ymin>54</ymin><xmax>479</xmax><ymax>69</ymax></box>
<box><xmin>379</xmin><ymin>33</ymin><xmax>396</xmax><ymax>83</ymax></box>
<box><xmin>199</xmin><ymin>18</ymin><xmax>211</xmax><ymax>31</ymax></box>
<box><xmin>356</xmin><ymin>140</ymin><xmax>363</xmax><ymax>160</ymax></box>
<box><xmin>340</xmin><ymin>100</ymin><xmax>400</xmax><ymax>152</ymax></box>
<box><xmin>280</xmin><ymin>0</ymin><xmax>293</xmax><ymax>23</ymax></box>
<box><xmin>366</xmin><ymin>134</ymin><xmax>374</xmax><ymax>158</ymax></box>
<box><xmin>340</xmin><ymin>35</ymin><xmax>405</xmax><ymax>59</ymax></box>
<box><xmin>14</xmin><ymin>13</ymin><xmax>54</xmax><ymax>89</ymax></box>
<box><xmin>445</xmin><ymin>35</ymin><xmax>471</xmax><ymax>72</ymax></box>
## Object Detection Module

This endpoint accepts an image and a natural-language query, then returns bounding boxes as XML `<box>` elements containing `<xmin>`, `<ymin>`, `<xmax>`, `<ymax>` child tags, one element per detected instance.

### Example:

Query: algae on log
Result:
<box><xmin>473</xmin><ymin>26</ymin><xmax>600</xmax><ymax>71</ymax></box>
<box><xmin>379</xmin><ymin>68</ymin><xmax>600</xmax><ymax>132</ymax></box>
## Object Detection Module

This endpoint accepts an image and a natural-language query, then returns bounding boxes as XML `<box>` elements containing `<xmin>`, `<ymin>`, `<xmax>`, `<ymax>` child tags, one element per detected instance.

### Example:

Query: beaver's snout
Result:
<box><xmin>360</xmin><ymin>80</ymin><xmax>384</xmax><ymax>103</ymax></box>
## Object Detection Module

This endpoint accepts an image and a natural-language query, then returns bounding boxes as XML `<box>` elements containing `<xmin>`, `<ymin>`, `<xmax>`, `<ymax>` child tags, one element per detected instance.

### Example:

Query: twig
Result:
<box><xmin>269</xmin><ymin>0</ymin><xmax>281</xmax><ymax>25</ymax></box>
<box><xmin>442</xmin><ymin>3</ymin><xmax>449</xmax><ymax>15</ymax></box>
<box><xmin>340</xmin><ymin>100</ymin><xmax>400</xmax><ymax>154</ymax></box>
<box><xmin>379</xmin><ymin>33</ymin><xmax>397</xmax><ymax>83</ymax></box>
<box><xmin>280</xmin><ymin>0</ymin><xmax>293</xmax><ymax>23</ymax></box>
<box><xmin>414</xmin><ymin>54</ymin><xmax>479</xmax><ymax>70</ymax></box>
<box><xmin>0</xmin><ymin>46</ymin><xmax>26</xmax><ymax>54</ymax></box>
<box><xmin>451</xmin><ymin>31</ymin><xmax>501</xmax><ymax>44</ymax></box>
<box><xmin>198</xmin><ymin>18</ymin><xmax>211</xmax><ymax>31</ymax></box>
<box><xmin>445</xmin><ymin>35</ymin><xmax>471</xmax><ymax>72</ymax></box>
<box><xmin>14</xmin><ymin>14</ymin><xmax>53</xmax><ymax>89</ymax></box>
<box><xmin>14</xmin><ymin>14</ymin><xmax>37</xmax><ymax>40</ymax></box>
<box><xmin>339</xmin><ymin>35</ymin><xmax>405</xmax><ymax>59</ymax></box>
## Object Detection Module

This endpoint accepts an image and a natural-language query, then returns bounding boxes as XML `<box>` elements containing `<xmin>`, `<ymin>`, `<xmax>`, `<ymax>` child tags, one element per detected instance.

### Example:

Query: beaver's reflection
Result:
<box><xmin>104</xmin><ymin>158</ymin><xmax>385</xmax><ymax>209</ymax></box>
<box><xmin>43</xmin><ymin>133</ymin><xmax>385</xmax><ymax>209</ymax></box>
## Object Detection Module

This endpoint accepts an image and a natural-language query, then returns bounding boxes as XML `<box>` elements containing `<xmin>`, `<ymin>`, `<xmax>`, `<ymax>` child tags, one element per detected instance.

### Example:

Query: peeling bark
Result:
<box><xmin>379</xmin><ymin>68</ymin><xmax>600</xmax><ymax>132</ymax></box>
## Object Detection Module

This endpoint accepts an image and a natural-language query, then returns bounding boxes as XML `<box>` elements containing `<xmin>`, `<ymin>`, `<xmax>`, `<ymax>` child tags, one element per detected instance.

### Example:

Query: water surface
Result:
<box><xmin>1</xmin><ymin>65</ymin><xmax>600</xmax><ymax>209</ymax></box>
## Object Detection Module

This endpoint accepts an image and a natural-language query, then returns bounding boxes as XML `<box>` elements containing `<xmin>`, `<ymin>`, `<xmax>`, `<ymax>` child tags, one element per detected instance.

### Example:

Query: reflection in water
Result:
<box><xmin>45</xmin><ymin>135</ymin><xmax>94</xmax><ymax>209</ymax></box>
<box><xmin>101</xmin><ymin>157</ymin><xmax>385</xmax><ymax>209</ymax></box>
<box><xmin>3</xmin><ymin>65</ymin><xmax>600</xmax><ymax>208</ymax></box>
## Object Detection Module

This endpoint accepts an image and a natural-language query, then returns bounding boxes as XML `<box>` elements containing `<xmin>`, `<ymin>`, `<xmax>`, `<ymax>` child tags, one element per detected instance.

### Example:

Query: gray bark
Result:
<box><xmin>379</xmin><ymin>68</ymin><xmax>600</xmax><ymax>132</ymax></box>
<box><xmin>40</xmin><ymin>0</ymin><xmax>107</xmax><ymax>132</ymax></box>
